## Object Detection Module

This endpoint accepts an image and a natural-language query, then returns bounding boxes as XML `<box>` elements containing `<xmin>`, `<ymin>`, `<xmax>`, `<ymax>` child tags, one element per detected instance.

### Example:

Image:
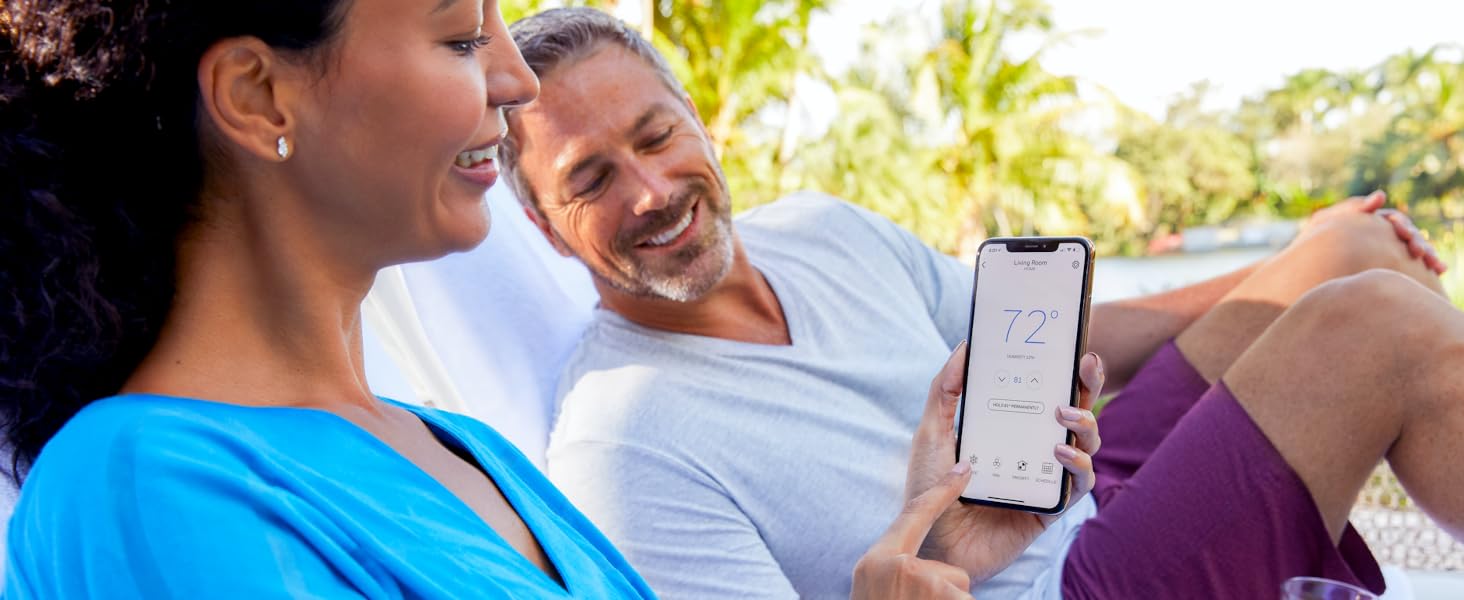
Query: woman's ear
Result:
<box><xmin>196</xmin><ymin>37</ymin><xmax>305</xmax><ymax>162</ymax></box>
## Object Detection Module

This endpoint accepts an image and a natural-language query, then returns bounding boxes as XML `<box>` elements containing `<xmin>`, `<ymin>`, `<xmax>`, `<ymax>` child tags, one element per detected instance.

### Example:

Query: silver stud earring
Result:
<box><xmin>276</xmin><ymin>136</ymin><xmax>290</xmax><ymax>160</ymax></box>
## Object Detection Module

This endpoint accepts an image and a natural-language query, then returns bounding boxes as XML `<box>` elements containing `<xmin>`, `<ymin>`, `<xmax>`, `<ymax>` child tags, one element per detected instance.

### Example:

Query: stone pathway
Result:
<box><xmin>1351</xmin><ymin>465</ymin><xmax>1464</xmax><ymax>571</ymax></box>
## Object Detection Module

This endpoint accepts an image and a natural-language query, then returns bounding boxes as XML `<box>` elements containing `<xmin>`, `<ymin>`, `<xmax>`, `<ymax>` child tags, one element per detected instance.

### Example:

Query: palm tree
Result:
<box><xmin>774</xmin><ymin>81</ymin><xmax>959</xmax><ymax>248</ymax></box>
<box><xmin>1261</xmin><ymin>69</ymin><xmax>1350</xmax><ymax>137</ymax></box>
<box><xmin>1349</xmin><ymin>46</ymin><xmax>1464</xmax><ymax>222</ymax></box>
<box><xmin>917</xmin><ymin>0</ymin><xmax>1139</xmax><ymax>253</ymax></box>
<box><xmin>649</xmin><ymin>0</ymin><xmax>829</xmax><ymax>161</ymax></box>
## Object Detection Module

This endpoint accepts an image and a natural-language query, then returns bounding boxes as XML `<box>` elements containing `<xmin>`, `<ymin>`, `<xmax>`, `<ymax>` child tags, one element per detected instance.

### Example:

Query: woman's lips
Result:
<box><xmin>452</xmin><ymin>157</ymin><xmax>499</xmax><ymax>188</ymax></box>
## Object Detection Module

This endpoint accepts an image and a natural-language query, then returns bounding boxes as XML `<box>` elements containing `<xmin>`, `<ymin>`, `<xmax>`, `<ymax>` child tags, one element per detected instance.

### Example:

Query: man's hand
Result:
<box><xmin>1304</xmin><ymin>191</ymin><xmax>1446</xmax><ymax>275</ymax></box>
<box><xmin>901</xmin><ymin>343</ymin><xmax>1104</xmax><ymax>583</ymax></box>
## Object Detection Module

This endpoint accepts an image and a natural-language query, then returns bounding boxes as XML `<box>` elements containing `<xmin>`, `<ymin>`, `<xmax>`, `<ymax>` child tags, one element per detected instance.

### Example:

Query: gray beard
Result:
<box><xmin>600</xmin><ymin>215</ymin><xmax>735</xmax><ymax>302</ymax></box>
<box><xmin>638</xmin><ymin>234</ymin><xmax>734</xmax><ymax>302</ymax></box>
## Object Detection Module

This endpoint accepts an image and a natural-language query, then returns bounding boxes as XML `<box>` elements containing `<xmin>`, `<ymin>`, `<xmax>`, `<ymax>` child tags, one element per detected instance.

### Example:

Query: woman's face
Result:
<box><xmin>283</xmin><ymin>0</ymin><xmax>537</xmax><ymax>266</ymax></box>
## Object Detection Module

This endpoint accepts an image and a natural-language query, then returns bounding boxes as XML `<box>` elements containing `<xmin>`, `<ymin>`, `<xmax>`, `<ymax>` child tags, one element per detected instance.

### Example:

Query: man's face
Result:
<box><xmin>510</xmin><ymin>44</ymin><xmax>734</xmax><ymax>302</ymax></box>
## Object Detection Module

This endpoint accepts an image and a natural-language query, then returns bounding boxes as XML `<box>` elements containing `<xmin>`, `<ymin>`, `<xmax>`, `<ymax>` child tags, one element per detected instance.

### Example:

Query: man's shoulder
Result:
<box><xmin>559</xmin><ymin>312</ymin><xmax>674</xmax><ymax>386</ymax></box>
<box><xmin>553</xmin><ymin>323</ymin><xmax>697</xmax><ymax>436</ymax></box>
<box><xmin>736</xmin><ymin>191</ymin><xmax>870</xmax><ymax>233</ymax></box>
<box><xmin>738</xmin><ymin>192</ymin><xmax>915</xmax><ymax>258</ymax></box>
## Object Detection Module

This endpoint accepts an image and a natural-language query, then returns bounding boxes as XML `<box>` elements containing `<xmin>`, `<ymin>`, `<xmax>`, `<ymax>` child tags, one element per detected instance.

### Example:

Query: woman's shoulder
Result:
<box><xmin>11</xmin><ymin>396</ymin><xmax>283</xmax><ymax>546</ymax></box>
<box><xmin>25</xmin><ymin>394</ymin><xmax>343</xmax><ymax>495</ymax></box>
<box><xmin>42</xmin><ymin>394</ymin><xmax>281</xmax><ymax>458</ymax></box>
<box><xmin>41</xmin><ymin>394</ymin><xmax>234</xmax><ymax>458</ymax></box>
<box><xmin>9</xmin><ymin>396</ymin><xmax>376</xmax><ymax>597</ymax></box>
<box><xmin>12</xmin><ymin>395</ymin><xmax>366</xmax><ymax>555</ymax></box>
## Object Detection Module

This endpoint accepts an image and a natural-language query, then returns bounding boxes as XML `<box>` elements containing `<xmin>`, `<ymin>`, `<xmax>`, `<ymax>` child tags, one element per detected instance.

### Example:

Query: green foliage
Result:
<box><xmin>649</xmin><ymin>0</ymin><xmax>828</xmax><ymax>162</ymax></box>
<box><xmin>1113</xmin><ymin>89</ymin><xmax>1260</xmax><ymax>240</ymax></box>
<box><xmin>770</xmin><ymin>85</ymin><xmax>956</xmax><ymax>246</ymax></box>
<box><xmin>1437</xmin><ymin>222</ymin><xmax>1464</xmax><ymax>308</ymax></box>
<box><xmin>501</xmin><ymin>0</ymin><xmax>601</xmax><ymax>25</ymax></box>
<box><xmin>919</xmin><ymin>0</ymin><xmax>1093</xmax><ymax>246</ymax></box>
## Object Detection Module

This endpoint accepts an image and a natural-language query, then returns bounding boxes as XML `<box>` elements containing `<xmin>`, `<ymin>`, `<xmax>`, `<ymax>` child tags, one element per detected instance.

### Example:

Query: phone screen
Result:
<box><xmin>956</xmin><ymin>238</ymin><xmax>1092</xmax><ymax>512</ymax></box>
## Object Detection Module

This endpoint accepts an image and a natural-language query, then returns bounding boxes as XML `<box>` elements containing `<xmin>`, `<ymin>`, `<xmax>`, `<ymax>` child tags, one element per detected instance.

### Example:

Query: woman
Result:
<box><xmin>0</xmin><ymin>1</ymin><xmax>1101</xmax><ymax>597</ymax></box>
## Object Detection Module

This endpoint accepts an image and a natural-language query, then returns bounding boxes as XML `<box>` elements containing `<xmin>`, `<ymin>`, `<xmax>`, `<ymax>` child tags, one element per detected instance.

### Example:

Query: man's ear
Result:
<box><xmin>196</xmin><ymin>37</ymin><xmax>303</xmax><ymax>162</ymax></box>
<box><xmin>682</xmin><ymin>93</ymin><xmax>700</xmax><ymax>120</ymax></box>
<box><xmin>522</xmin><ymin>204</ymin><xmax>575</xmax><ymax>257</ymax></box>
<box><xmin>682</xmin><ymin>93</ymin><xmax>712</xmax><ymax>136</ymax></box>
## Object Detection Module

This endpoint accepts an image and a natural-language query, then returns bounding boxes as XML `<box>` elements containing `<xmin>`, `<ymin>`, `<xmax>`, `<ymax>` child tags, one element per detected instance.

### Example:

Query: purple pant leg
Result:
<box><xmin>1065</xmin><ymin>345</ymin><xmax>1385</xmax><ymax>598</ymax></box>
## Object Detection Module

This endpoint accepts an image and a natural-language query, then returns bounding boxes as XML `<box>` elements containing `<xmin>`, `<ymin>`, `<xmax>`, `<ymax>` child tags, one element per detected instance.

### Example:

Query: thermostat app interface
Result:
<box><xmin>957</xmin><ymin>240</ymin><xmax>1089</xmax><ymax>509</ymax></box>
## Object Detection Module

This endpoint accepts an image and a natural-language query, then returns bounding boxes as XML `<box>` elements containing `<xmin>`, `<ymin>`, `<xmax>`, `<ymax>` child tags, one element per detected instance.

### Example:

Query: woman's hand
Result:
<box><xmin>851</xmin><ymin>461</ymin><xmax>976</xmax><ymax>600</ymax></box>
<box><xmin>905</xmin><ymin>342</ymin><xmax>1104</xmax><ymax>583</ymax></box>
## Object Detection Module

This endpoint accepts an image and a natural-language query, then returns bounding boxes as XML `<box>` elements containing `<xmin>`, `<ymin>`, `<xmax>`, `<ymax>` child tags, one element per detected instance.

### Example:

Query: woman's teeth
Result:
<box><xmin>455</xmin><ymin>145</ymin><xmax>499</xmax><ymax>168</ymax></box>
<box><xmin>647</xmin><ymin>209</ymin><xmax>695</xmax><ymax>246</ymax></box>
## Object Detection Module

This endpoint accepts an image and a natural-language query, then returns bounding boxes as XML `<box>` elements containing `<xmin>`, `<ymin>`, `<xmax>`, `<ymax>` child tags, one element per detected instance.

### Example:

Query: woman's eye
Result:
<box><xmin>449</xmin><ymin>35</ymin><xmax>492</xmax><ymax>56</ymax></box>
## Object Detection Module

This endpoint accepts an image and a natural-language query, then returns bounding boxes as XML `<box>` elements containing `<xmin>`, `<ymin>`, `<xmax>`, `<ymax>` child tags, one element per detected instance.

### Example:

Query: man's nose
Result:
<box><xmin>629</xmin><ymin>163</ymin><xmax>675</xmax><ymax>216</ymax></box>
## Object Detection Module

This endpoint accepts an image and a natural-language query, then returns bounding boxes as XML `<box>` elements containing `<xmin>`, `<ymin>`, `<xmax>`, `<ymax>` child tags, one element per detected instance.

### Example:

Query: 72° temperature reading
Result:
<box><xmin>1003</xmin><ymin>309</ymin><xmax>1059</xmax><ymax>344</ymax></box>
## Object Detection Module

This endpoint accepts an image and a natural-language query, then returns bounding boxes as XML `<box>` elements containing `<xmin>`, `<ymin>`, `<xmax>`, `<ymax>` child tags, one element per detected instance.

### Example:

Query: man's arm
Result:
<box><xmin>1086</xmin><ymin>262</ymin><xmax>1260</xmax><ymax>392</ymax></box>
<box><xmin>850</xmin><ymin>196</ymin><xmax>1257</xmax><ymax>387</ymax></box>
<box><xmin>840</xmin><ymin>193</ymin><xmax>1432</xmax><ymax>391</ymax></box>
<box><xmin>1089</xmin><ymin>192</ymin><xmax>1442</xmax><ymax>390</ymax></box>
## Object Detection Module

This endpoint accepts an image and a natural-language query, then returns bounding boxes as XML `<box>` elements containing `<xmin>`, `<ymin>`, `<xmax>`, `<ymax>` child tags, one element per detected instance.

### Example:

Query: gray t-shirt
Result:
<box><xmin>547</xmin><ymin>193</ymin><xmax>1093</xmax><ymax>599</ymax></box>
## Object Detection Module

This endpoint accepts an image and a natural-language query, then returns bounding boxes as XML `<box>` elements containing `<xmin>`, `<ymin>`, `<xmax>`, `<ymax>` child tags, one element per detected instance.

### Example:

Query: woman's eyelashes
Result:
<box><xmin>448</xmin><ymin>35</ymin><xmax>492</xmax><ymax>57</ymax></box>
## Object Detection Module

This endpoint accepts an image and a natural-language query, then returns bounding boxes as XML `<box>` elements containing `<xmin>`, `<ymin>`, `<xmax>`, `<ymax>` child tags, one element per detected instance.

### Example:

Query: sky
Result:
<box><xmin>810</xmin><ymin>0</ymin><xmax>1464</xmax><ymax>119</ymax></box>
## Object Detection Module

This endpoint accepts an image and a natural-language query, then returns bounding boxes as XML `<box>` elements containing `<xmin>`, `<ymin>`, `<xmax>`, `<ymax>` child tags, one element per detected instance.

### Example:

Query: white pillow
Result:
<box><xmin>363</xmin><ymin>184</ymin><xmax>597</xmax><ymax>469</ymax></box>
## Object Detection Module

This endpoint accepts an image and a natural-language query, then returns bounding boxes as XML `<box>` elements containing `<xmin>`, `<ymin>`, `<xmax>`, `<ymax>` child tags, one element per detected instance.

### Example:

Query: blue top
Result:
<box><xmin>4</xmin><ymin>394</ymin><xmax>656</xmax><ymax>599</ymax></box>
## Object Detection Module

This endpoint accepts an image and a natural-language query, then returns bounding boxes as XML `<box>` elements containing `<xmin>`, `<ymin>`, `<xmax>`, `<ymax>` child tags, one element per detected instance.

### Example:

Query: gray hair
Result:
<box><xmin>500</xmin><ymin>7</ymin><xmax>690</xmax><ymax>214</ymax></box>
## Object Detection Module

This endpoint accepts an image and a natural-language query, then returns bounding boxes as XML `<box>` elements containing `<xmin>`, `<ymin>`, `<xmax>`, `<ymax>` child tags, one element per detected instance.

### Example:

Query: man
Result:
<box><xmin>499</xmin><ymin>8</ymin><xmax>1463</xmax><ymax>599</ymax></box>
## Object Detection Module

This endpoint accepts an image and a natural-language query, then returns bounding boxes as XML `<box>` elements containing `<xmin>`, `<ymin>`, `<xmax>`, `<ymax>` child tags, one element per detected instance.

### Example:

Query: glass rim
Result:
<box><xmin>1280</xmin><ymin>576</ymin><xmax>1377</xmax><ymax>598</ymax></box>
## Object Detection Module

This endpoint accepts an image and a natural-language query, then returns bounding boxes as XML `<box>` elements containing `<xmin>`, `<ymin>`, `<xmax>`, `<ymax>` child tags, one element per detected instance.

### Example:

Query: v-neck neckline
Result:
<box><xmin>597</xmin><ymin>262</ymin><xmax>807</xmax><ymax>354</ymax></box>
<box><xmin>110</xmin><ymin>394</ymin><xmax>575</xmax><ymax>595</ymax></box>
<box><xmin>407</xmin><ymin>405</ymin><xmax>570</xmax><ymax>592</ymax></box>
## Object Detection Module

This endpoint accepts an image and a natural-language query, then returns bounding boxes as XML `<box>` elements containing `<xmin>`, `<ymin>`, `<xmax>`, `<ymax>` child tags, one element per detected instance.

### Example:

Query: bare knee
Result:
<box><xmin>1296</xmin><ymin>269</ymin><xmax>1427</xmax><ymax>325</ymax></box>
<box><xmin>1325</xmin><ymin>269</ymin><xmax>1464</xmax><ymax>407</ymax></box>
<box><xmin>1227</xmin><ymin>270</ymin><xmax>1412</xmax><ymax>399</ymax></box>
<box><xmin>1221</xmin><ymin>269</ymin><xmax>1453</xmax><ymax>535</ymax></box>
<box><xmin>1287</xmin><ymin>269</ymin><xmax>1460</xmax><ymax>385</ymax></box>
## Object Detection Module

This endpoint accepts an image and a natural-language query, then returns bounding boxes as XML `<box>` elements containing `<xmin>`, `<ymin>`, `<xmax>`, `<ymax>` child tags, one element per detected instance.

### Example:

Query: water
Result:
<box><xmin>1092</xmin><ymin>248</ymin><xmax>1277</xmax><ymax>302</ymax></box>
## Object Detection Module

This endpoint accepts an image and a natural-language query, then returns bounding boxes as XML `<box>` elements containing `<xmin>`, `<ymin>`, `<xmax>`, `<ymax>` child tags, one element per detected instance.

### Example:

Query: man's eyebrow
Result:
<box><xmin>630</xmin><ymin>103</ymin><xmax>677</xmax><ymax>134</ymax></box>
<box><xmin>431</xmin><ymin>0</ymin><xmax>458</xmax><ymax>15</ymax></box>
<box><xmin>559</xmin><ymin>104</ymin><xmax>680</xmax><ymax>185</ymax></box>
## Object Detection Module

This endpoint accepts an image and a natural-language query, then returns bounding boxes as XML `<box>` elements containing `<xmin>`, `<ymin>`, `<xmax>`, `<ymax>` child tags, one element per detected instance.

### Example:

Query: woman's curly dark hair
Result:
<box><xmin>1</xmin><ymin>0</ymin><xmax>347</xmax><ymax>482</ymax></box>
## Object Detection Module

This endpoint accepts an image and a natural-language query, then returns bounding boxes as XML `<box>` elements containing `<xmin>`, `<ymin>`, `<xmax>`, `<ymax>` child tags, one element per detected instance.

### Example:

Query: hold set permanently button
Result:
<box><xmin>987</xmin><ymin>398</ymin><xmax>1045</xmax><ymax>414</ymax></box>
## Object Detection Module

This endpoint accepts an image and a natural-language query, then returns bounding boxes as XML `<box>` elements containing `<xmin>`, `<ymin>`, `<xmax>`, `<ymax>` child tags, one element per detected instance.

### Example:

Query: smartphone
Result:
<box><xmin>954</xmin><ymin>237</ymin><xmax>1094</xmax><ymax>513</ymax></box>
